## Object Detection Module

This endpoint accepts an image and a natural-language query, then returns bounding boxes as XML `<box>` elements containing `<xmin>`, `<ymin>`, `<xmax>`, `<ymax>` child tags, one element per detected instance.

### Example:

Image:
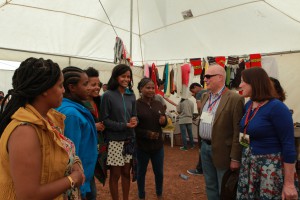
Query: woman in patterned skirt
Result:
<box><xmin>237</xmin><ymin>67</ymin><xmax>299</xmax><ymax>200</ymax></box>
<box><xmin>100</xmin><ymin>64</ymin><xmax>137</xmax><ymax>200</ymax></box>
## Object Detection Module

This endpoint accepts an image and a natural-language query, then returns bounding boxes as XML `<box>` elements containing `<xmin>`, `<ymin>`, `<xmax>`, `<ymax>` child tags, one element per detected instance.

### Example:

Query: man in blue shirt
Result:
<box><xmin>187</xmin><ymin>83</ymin><xmax>207</xmax><ymax>175</ymax></box>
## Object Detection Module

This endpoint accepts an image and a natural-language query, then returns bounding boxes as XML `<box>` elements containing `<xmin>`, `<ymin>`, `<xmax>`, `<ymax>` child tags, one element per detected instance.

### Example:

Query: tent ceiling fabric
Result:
<box><xmin>0</xmin><ymin>0</ymin><xmax>300</xmax><ymax>66</ymax></box>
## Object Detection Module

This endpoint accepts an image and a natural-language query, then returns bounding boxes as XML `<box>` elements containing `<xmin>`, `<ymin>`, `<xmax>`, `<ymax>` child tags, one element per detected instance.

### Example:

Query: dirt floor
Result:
<box><xmin>95</xmin><ymin>140</ymin><xmax>207</xmax><ymax>200</ymax></box>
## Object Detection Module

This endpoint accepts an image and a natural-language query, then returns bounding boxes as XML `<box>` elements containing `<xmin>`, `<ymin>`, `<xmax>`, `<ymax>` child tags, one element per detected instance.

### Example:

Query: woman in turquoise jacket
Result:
<box><xmin>57</xmin><ymin>66</ymin><xmax>98</xmax><ymax>200</ymax></box>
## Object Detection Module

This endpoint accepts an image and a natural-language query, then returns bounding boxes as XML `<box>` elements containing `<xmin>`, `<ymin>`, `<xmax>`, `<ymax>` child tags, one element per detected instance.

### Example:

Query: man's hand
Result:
<box><xmin>230</xmin><ymin>160</ymin><xmax>240</xmax><ymax>171</ymax></box>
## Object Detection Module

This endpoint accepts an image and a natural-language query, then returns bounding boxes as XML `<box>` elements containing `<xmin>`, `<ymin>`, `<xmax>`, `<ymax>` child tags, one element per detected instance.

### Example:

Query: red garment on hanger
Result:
<box><xmin>215</xmin><ymin>56</ymin><xmax>226</xmax><ymax>67</ymax></box>
<box><xmin>250</xmin><ymin>53</ymin><xmax>262</xmax><ymax>67</ymax></box>
<box><xmin>151</xmin><ymin>63</ymin><xmax>160</xmax><ymax>94</ymax></box>
<box><xmin>190</xmin><ymin>58</ymin><xmax>202</xmax><ymax>76</ymax></box>
<box><xmin>181</xmin><ymin>63</ymin><xmax>190</xmax><ymax>86</ymax></box>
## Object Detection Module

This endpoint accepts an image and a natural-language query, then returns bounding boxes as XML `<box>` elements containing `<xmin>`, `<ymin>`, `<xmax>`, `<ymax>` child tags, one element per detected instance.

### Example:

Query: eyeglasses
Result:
<box><xmin>204</xmin><ymin>74</ymin><xmax>220</xmax><ymax>79</ymax></box>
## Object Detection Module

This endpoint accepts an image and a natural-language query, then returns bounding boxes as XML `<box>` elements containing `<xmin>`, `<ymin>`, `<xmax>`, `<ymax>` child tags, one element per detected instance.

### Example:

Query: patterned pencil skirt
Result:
<box><xmin>236</xmin><ymin>147</ymin><xmax>299</xmax><ymax>200</ymax></box>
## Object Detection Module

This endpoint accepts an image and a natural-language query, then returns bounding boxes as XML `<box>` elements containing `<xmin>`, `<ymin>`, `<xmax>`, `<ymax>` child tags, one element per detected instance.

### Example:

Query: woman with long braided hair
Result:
<box><xmin>57</xmin><ymin>66</ymin><xmax>98</xmax><ymax>200</ymax></box>
<box><xmin>0</xmin><ymin>58</ymin><xmax>85</xmax><ymax>199</ymax></box>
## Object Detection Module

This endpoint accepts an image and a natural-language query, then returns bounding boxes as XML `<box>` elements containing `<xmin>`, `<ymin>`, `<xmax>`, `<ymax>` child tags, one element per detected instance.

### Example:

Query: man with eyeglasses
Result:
<box><xmin>198</xmin><ymin>64</ymin><xmax>244</xmax><ymax>200</ymax></box>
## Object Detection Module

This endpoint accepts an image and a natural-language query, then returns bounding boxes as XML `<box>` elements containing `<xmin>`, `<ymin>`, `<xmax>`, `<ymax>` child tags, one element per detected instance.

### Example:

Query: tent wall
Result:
<box><xmin>1</xmin><ymin>53</ymin><xmax>299</xmax><ymax>123</ymax></box>
<box><xmin>0</xmin><ymin>50</ymin><xmax>144</xmax><ymax>99</ymax></box>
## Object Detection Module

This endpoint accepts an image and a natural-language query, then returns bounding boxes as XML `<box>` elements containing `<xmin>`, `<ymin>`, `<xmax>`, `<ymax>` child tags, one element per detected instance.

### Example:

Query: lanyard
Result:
<box><xmin>243</xmin><ymin>102</ymin><xmax>264</xmax><ymax>135</ymax></box>
<box><xmin>207</xmin><ymin>87</ymin><xmax>227</xmax><ymax>112</ymax></box>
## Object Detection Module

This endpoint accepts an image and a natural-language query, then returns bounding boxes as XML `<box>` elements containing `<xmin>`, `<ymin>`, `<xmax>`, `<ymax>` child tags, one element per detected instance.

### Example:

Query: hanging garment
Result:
<box><xmin>261</xmin><ymin>56</ymin><xmax>279</xmax><ymax>79</ymax></box>
<box><xmin>175</xmin><ymin>63</ymin><xmax>182</xmax><ymax>98</ymax></box>
<box><xmin>227</xmin><ymin>56</ymin><xmax>239</xmax><ymax>89</ymax></box>
<box><xmin>207</xmin><ymin>56</ymin><xmax>216</xmax><ymax>65</ymax></box>
<box><xmin>250</xmin><ymin>53</ymin><xmax>262</xmax><ymax>67</ymax></box>
<box><xmin>225</xmin><ymin>66</ymin><xmax>231</xmax><ymax>87</ymax></box>
<box><xmin>227</xmin><ymin>56</ymin><xmax>239</xmax><ymax>66</ymax></box>
<box><xmin>114</xmin><ymin>37</ymin><xmax>124</xmax><ymax>63</ymax></box>
<box><xmin>164</xmin><ymin>63</ymin><xmax>171</xmax><ymax>97</ymax></box>
<box><xmin>181</xmin><ymin>63</ymin><xmax>193</xmax><ymax>99</ymax></box>
<box><xmin>203</xmin><ymin>59</ymin><xmax>209</xmax><ymax>89</ymax></box>
<box><xmin>245</xmin><ymin>59</ymin><xmax>251</xmax><ymax>69</ymax></box>
<box><xmin>151</xmin><ymin>63</ymin><xmax>159</xmax><ymax>94</ymax></box>
<box><xmin>181</xmin><ymin>63</ymin><xmax>190</xmax><ymax>86</ymax></box>
<box><xmin>170</xmin><ymin>68</ymin><xmax>175</xmax><ymax>94</ymax></box>
<box><xmin>190</xmin><ymin>58</ymin><xmax>202</xmax><ymax>76</ymax></box>
<box><xmin>230</xmin><ymin>60</ymin><xmax>245</xmax><ymax>89</ymax></box>
<box><xmin>200</xmin><ymin>58</ymin><xmax>206</xmax><ymax>87</ymax></box>
<box><xmin>163</xmin><ymin>63</ymin><xmax>169</xmax><ymax>93</ymax></box>
<box><xmin>144</xmin><ymin>63</ymin><xmax>150</xmax><ymax>78</ymax></box>
<box><xmin>215</xmin><ymin>56</ymin><xmax>226</xmax><ymax>67</ymax></box>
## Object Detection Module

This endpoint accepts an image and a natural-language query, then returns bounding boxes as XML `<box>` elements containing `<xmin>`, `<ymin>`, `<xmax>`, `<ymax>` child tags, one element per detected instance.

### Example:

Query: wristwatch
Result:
<box><xmin>67</xmin><ymin>176</ymin><xmax>75</xmax><ymax>189</ymax></box>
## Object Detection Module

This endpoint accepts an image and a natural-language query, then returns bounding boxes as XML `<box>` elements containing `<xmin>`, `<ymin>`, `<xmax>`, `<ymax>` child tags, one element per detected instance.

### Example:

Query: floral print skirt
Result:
<box><xmin>236</xmin><ymin>147</ymin><xmax>299</xmax><ymax>200</ymax></box>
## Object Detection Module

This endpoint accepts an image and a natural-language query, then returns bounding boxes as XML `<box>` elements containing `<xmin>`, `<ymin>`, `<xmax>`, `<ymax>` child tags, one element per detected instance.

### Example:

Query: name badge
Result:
<box><xmin>239</xmin><ymin>132</ymin><xmax>250</xmax><ymax>147</ymax></box>
<box><xmin>201</xmin><ymin>112</ymin><xmax>213</xmax><ymax>124</ymax></box>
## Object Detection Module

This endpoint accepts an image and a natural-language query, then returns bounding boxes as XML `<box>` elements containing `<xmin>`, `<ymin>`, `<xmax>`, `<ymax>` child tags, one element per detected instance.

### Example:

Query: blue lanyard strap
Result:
<box><xmin>208</xmin><ymin>86</ymin><xmax>226</xmax><ymax>110</ymax></box>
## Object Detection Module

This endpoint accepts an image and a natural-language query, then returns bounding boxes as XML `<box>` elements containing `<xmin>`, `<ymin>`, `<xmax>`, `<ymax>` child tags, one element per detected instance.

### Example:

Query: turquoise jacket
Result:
<box><xmin>57</xmin><ymin>98</ymin><xmax>98</xmax><ymax>197</ymax></box>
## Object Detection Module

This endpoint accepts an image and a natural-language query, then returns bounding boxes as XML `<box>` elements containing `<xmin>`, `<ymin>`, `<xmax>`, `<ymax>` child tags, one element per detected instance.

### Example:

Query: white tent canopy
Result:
<box><xmin>1</xmin><ymin>0</ymin><xmax>300</xmax><ymax>65</ymax></box>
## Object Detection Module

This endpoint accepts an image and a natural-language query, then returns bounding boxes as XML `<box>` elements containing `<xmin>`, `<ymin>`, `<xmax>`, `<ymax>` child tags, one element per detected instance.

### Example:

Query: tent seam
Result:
<box><xmin>7</xmin><ymin>2</ymin><xmax>140</xmax><ymax>36</ymax></box>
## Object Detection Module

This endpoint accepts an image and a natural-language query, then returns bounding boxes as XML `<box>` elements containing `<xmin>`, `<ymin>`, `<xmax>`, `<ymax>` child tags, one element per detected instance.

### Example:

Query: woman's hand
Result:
<box><xmin>71</xmin><ymin>163</ymin><xmax>85</xmax><ymax>187</ymax></box>
<box><xmin>282</xmin><ymin>184</ymin><xmax>298</xmax><ymax>200</ymax></box>
<box><xmin>95</xmin><ymin>122</ymin><xmax>105</xmax><ymax>131</ymax></box>
<box><xmin>70</xmin><ymin>168</ymin><xmax>85</xmax><ymax>187</ymax></box>
<box><xmin>127</xmin><ymin>117</ymin><xmax>138</xmax><ymax>128</ymax></box>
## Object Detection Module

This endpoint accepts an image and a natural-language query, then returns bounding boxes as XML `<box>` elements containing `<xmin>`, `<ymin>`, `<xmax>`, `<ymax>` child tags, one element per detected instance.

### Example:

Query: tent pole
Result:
<box><xmin>130</xmin><ymin>0</ymin><xmax>133</xmax><ymax>59</ymax></box>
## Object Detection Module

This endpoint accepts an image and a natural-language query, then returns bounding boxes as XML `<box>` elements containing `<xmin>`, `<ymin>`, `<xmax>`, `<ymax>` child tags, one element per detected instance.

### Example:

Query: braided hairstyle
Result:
<box><xmin>62</xmin><ymin>66</ymin><xmax>86</xmax><ymax>105</ymax></box>
<box><xmin>107</xmin><ymin>64</ymin><xmax>133</xmax><ymax>92</ymax></box>
<box><xmin>84</xmin><ymin>67</ymin><xmax>99</xmax><ymax>78</ymax></box>
<box><xmin>0</xmin><ymin>57</ymin><xmax>61</xmax><ymax>137</ymax></box>
<box><xmin>137</xmin><ymin>77</ymin><xmax>153</xmax><ymax>93</ymax></box>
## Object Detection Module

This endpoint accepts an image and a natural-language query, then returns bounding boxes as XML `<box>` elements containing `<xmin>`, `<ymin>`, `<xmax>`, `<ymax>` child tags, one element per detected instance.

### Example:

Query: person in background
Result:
<box><xmin>57</xmin><ymin>66</ymin><xmax>98</xmax><ymax>200</ymax></box>
<box><xmin>102</xmin><ymin>83</ymin><xmax>108</xmax><ymax>93</ymax></box>
<box><xmin>100</xmin><ymin>64</ymin><xmax>137</xmax><ymax>200</ymax></box>
<box><xmin>199</xmin><ymin>64</ymin><xmax>244</xmax><ymax>200</ymax></box>
<box><xmin>156</xmin><ymin>79</ymin><xmax>177</xmax><ymax>107</ymax></box>
<box><xmin>237</xmin><ymin>67</ymin><xmax>299</xmax><ymax>199</ymax></box>
<box><xmin>135</xmin><ymin>78</ymin><xmax>167</xmax><ymax>200</ymax></box>
<box><xmin>189</xmin><ymin>83</ymin><xmax>207</xmax><ymax>111</ymax></box>
<box><xmin>0</xmin><ymin>58</ymin><xmax>85</xmax><ymax>199</ymax></box>
<box><xmin>270</xmin><ymin>77</ymin><xmax>286</xmax><ymax>102</ymax></box>
<box><xmin>187</xmin><ymin>82</ymin><xmax>207</xmax><ymax>175</ymax></box>
<box><xmin>176</xmin><ymin>98</ymin><xmax>194</xmax><ymax>151</ymax></box>
<box><xmin>84</xmin><ymin>67</ymin><xmax>107</xmax><ymax>186</ymax></box>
